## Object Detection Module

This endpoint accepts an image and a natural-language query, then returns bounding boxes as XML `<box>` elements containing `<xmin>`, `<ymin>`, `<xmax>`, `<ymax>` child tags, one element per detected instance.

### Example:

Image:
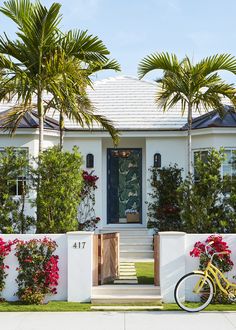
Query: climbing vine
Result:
<box><xmin>78</xmin><ymin>171</ymin><xmax>100</xmax><ymax>230</ymax></box>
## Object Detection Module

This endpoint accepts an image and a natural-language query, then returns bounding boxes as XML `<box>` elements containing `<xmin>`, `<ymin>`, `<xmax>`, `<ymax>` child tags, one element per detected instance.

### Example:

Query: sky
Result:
<box><xmin>0</xmin><ymin>0</ymin><xmax>236</xmax><ymax>82</ymax></box>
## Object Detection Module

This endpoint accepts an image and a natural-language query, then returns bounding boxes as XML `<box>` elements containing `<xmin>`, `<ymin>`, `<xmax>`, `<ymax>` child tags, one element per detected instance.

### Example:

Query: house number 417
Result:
<box><xmin>73</xmin><ymin>241</ymin><xmax>86</xmax><ymax>249</ymax></box>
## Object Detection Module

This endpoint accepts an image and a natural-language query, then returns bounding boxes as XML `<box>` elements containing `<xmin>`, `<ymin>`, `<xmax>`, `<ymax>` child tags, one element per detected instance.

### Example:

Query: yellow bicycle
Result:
<box><xmin>174</xmin><ymin>242</ymin><xmax>236</xmax><ymax>312</ymax></box>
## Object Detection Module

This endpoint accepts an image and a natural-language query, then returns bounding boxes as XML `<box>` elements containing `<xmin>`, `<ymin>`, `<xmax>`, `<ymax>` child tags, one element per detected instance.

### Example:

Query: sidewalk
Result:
<box><xmin>2</xmin><ymin>311</ymin><xmax>236</xmax><ymax>330</ymax></box>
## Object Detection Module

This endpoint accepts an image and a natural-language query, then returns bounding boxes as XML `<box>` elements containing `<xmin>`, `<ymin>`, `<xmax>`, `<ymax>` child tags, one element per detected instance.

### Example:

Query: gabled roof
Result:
<box><xmin>182</xmin><ymin>105</ymin><xmax>236</xmax><ymax>130</ymax></box>
<box><xmin>0</xmin><ymin>110</ymin><xmax>60</xmax><ymax>130</ymax></box>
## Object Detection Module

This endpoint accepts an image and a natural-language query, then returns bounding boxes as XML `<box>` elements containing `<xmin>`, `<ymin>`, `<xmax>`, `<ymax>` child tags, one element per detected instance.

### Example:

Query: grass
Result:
<box><xmin>0</xmin><ymin>301</ymin><xmax>91</xmax><ymax>312</ymax></box>
<box><xmin>164</xmin><ymin>303</ymin><xmax>236</xmax><ymax>311</ymax></box>
<box><xmin>1</xmin><ymin>301</ymin><xmax>236</xmax><ymax>312</ymax></box>
<box><xmin>135</xmin><ymin>262</ymin><xmax>154</xmax><ymax>284</ymax></box>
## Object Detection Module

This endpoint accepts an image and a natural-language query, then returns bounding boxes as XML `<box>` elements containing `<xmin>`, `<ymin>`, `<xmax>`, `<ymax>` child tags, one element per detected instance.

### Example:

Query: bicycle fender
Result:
<box><xmin>193</xmin><ymin>271</ymin><xmax>216</xmax><ymax>294</ymax></box>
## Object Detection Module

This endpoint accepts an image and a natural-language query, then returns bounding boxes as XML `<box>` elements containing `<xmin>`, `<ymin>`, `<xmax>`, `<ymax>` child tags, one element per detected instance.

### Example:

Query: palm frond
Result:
<box><xmin>0</xmin><ymin>103</ymin><xmax>35</xmax><ymax>134</ymax></box>
<box><xmin>138</xmin><ymin>52</ymin><xmax>180</xmax><ymax>79</ymax></box>
<box><xmin>198</xmin><ymin>54</ymin><xmax>236</xmax><ymax>76</ymax></box>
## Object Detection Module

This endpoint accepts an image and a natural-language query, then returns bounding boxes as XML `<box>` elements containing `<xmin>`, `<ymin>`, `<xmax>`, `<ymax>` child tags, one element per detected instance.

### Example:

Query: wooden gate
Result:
<box><xmin>154</xmin><ymin>234</ymin><xmax>160</xmax><ymax>286</ymax></box>
<box><xmin>93</xmin><ymin>232</ymin><xmax>120</xmax><ymax>285</ymax></box>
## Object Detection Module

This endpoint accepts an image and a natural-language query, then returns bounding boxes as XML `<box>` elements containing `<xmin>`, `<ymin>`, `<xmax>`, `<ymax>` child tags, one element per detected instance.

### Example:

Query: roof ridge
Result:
<box><xmin>92</xmin><ymin>75</ymin><xmax>158</xmax><ymax>86</ymax></box>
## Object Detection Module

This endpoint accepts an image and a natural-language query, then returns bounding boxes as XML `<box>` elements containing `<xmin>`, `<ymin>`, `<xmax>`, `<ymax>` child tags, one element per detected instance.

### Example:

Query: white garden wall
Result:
<box><xmin>159</xmin><ymin>232</ymin><xmax>236</xmax><ymax>303</ymax></box>
<box><xmin>0</xmin><ymin>232</ymin><xmax>94</xmax><ymax>302</ymax></box>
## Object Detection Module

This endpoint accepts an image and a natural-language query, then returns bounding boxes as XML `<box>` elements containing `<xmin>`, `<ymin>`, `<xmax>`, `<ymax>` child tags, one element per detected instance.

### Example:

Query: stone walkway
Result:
<box><xmin>2</xmin><ymin>311</ymin><xmax>236</xmax><ymax>330</ymax></box>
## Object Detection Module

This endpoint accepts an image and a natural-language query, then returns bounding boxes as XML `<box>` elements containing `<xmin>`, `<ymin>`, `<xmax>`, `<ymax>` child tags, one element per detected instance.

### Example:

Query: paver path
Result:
<box><xmin>2</xmin><ymin>311</ymin><xmax>236</xmax><ymax>330</ymax></box>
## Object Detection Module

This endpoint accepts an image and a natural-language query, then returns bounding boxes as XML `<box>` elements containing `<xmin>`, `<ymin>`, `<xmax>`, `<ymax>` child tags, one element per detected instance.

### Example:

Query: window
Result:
<box><xmin>193</xmin><ymin>149</ymin><xmax>236</xmax><ymax>181</ymax></box>
<box><xmin>0</xmin><ymin>148</ymin><xmax>29</xmax><ymax>196</ymax></box>
<box><xmin>222</xmin><ymin>150</ymin><xmax>236</xmax><ymax>180</ymax></box>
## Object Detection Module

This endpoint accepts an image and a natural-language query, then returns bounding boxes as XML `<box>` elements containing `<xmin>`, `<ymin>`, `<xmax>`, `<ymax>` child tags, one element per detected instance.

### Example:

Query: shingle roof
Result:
<box><xmin>0</xmin><ymin>76</ymin><xmax>233</xmax><ymax>131</ymax></box>
<box><xmin>182</xmin><ymin>105</ymin><xmax>236</xmax><ymax>130</ymax></box>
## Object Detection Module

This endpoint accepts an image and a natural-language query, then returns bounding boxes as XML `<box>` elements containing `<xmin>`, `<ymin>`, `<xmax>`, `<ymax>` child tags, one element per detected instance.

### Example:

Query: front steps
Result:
<box><xmin>100</xmin><ymin>227</ymin><xmax>154</xmax><ymax>260</ymax></box>
<box><xmin>91</xmin><ymin>285</ymin><xmax>162</xmax><ymax>304</ymax></box>
<box><xmin>114</xmin><ymin>262</ymin><xmax>138</xmax><ymax>284</ymax></box>
<box><xmin>91</xmin><ymin>306</ymin><xmax>163</xmax><ymax>311</ymax></box>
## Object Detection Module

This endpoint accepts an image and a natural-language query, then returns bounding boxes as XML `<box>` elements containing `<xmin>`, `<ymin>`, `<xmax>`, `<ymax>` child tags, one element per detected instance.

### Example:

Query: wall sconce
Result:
<box><xmin>86</xmin><ymin>153</ymin><xmax>94</xmax><ymax>168</ymax></box>
<box><xmin>154</xmin><ymin>153</ymin><xmax>161</xmax><ymax>168</ymax></box>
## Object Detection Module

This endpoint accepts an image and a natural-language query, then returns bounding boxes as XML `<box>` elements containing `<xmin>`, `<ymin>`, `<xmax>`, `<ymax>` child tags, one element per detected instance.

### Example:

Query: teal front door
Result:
<box><xmin>107</xmin><ymin>148</ymin><xmax>142</xmax><ymax>224</ymax></box>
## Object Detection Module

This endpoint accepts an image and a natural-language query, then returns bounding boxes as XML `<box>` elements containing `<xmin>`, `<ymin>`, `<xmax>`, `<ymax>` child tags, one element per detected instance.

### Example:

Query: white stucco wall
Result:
<box><xmin>1</xmin><ymin>233</ymin><xmax>67</xmax><ymax>301</ymax></box>
<box><xmin>63</xmin><ymin>137</ymin><xmax>103</xmax><ymax>227</ymax></box>
<box><xmin>159</xmin><ymin>232</ymin><xmax>236</xmax><ymax>303</ymax></box>
<box><xmin>0</xmin><ymin>232</ymin><xmax>94</xmax><ymax>302</ymax></box>
<box><xmin>192</xmin><ymin>131</ymin><xmax>236</xmax><ymax>152</ymax></box>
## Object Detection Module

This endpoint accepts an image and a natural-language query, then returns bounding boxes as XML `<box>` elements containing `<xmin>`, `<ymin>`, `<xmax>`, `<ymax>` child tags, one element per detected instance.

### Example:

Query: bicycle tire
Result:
<box><xmin>174</xmin><ymin>272</ymin><xmax>214</xmax><ymax>312</ymax></box>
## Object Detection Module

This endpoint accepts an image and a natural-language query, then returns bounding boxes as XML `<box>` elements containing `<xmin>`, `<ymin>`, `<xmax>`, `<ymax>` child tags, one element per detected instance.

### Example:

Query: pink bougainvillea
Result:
<box><xmin>0</xmin><ymin>237</ymin><xmax>13</xmax><ymax>298</ymax></box>
<box><xmin>190</xmin><ymin>234</ymin><xmax>233</xmax><ymax>272</ymax></box>
<box><xmin>15</xmin><ymin>238</ymin><xmax>59</xmax><ymax>304</ymax></box>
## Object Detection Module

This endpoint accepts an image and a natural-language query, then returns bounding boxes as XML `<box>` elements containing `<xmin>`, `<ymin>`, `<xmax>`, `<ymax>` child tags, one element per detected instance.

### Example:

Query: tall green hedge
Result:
<box><xmin>35</xmin><ymin>146</ymin><xmax>83</xmax><ymax>233</ymax></box>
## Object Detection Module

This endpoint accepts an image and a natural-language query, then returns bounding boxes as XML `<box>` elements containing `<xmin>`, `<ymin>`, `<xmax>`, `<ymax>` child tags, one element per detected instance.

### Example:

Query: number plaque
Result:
<box><xmin>73</xmin><ymin>241</ymin><xmax>86</xmax><ymax>249</ymax></box>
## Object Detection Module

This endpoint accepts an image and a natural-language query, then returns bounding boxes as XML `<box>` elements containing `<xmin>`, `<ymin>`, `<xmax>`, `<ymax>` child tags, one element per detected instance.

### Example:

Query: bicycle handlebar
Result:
<box><xmin>204</xmin><ymin>241</ymin><xmax>230</xmax><ymax>261</ymax></box>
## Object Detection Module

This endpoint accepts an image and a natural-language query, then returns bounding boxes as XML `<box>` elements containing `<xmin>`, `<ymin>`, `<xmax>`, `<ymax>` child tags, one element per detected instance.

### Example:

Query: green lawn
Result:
<box><xmin>135</xmin><ymin>262</ymin><xmax>154</xmax><ymax>284</ymax></box>
<box><xmin>0</xmin><ymin>301</ymin><xmax>91</xmax><ymax>312</ymax></box>
<box><xmin>1</xmin><ymin>301</ymin><xmax>236</xmax><ymax>312</ymax></box>
<box><xmin>164</xmin><ymin>303</ymin><xmax>236</xmax><ymax>311</ymax></box>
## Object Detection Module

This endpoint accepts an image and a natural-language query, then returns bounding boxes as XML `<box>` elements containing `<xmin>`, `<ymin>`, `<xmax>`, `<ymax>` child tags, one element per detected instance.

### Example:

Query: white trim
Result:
<box><xmin>0</xmin><ymin>127</ymin><xmax>235</xmax><ymax>139</ymax></box>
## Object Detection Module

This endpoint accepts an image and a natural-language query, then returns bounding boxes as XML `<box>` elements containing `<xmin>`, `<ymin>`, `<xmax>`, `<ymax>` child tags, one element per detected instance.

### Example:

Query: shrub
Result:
<box><xmin>78</xmin><ymin>170</ymin><xmax>100</xmax><ymax>231</ymax></box>
<box><xmin>15</xmin><ymin>238</ymin><xmax>59</xmax><ymax>304</ymax></box>
<box><xmin>190</xmin><ymin>234</ymin><xmax>233</xmax><ymax>272</ymax></box>
<box><xmin>0</xmin><ymin>238</ymin><xmax>13</xmax><ymax>299</ymax></box>
<box><xmin>0</xmin><ymin>147</ymin><xmax>35</xmax><ymax>233</ymax></box>
<box><xmin>147</xmin><ymin>164</ymin><xmax>183</xmax><ymax>232</ymax></box>
<box><xmin>178</xmin><ymin>149</ymin><xmax>233</xmax><ymax>233</ymax></box>
<box><xmin>35</xmin><ymin>146</ymin><xmax>83</xmax><ymax>233</ymax></box>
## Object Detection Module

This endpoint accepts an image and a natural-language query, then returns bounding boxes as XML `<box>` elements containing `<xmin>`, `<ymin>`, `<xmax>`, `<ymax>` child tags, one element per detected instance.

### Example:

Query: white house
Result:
<box><xmin>0</xmin><ymin>76</ymin><xmax>236</xmax><ymax>243</ymax></box>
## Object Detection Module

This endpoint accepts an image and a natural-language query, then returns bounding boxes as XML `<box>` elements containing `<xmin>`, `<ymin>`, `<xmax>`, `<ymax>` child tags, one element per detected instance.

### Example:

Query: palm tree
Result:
<box><xmin>0</xmin><ymin>0</ymin><xmax>120</xmax><ymax>152</ymax></box>
<box><xmin>44</xmin><ymin>52</ymin><xmax>120</xmax><ymax>149</ymax></box>
<box><xmin>138</xmin><ymin>53</ymin><xmax>236</xmax><ymax>174</ymax></box>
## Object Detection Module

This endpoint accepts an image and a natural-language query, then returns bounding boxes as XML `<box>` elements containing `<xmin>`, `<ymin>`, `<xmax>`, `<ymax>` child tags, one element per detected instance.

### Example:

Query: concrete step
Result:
<box><xmin>92</xmin><ymin>285</ymin><xmax>161</xmax><ymax>295</ymax></box>
<box><xmin>114</xmin><ymin>279</ymin><xmax>138</xmax><ymax>284</ymax></box>
<box><xmin>120</xmin><ymin>243</ymin><xmax>152</xmax><ymax>252</ymax></box>
<box><xmin>91</xmin><ymin>306</ymin><xmax>163</xmax><ymax>311</ymax></box>
<box><xmin>91</xmin><ymin>294</ymin><xmax>162</xmax><ymax>304</ymax></box>
<box><xmin>100</xmin><ymin>229</ymin><xmax>151</xmax><ymax>237</ymax></box>
<box><xmin>117</xmin><ymin>275</ymin><xmax>137</xmax><ymax>280</ymax></box>
<box><xmin>120</xmin><ymin>250</ymin><xmax>154</xmax><ymax>259</ymax></box>
<box><xmin>120</xmin><ymin>237</ymin><xmax>153</xmax><ymax>244</ymax></box>
<box><xmin>119</xmin><ymin>272</ymin><xmax>137</xmax><ymax>276</ymax></box>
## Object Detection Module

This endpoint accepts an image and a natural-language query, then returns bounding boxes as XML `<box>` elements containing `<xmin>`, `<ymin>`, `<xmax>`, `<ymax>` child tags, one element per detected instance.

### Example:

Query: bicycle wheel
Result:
<box><xmin>174</xmin><ymin>272</ymin><xmax>214</xmax><ymax>312</ymax></box>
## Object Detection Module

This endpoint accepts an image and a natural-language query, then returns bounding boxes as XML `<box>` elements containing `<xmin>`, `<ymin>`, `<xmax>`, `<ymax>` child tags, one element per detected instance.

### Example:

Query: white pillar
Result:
<box><xmin>159</xmin><ymin>231</ymin><xmax>186</xmax><ymax>303</ymax></box>
<box><xmin>67</xmin><ymin>231</ymin><xmax>94</xmax><ymax>302</ymax></box>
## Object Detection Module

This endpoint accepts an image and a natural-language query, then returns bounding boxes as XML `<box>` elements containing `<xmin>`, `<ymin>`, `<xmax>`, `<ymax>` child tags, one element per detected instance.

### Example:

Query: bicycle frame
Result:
<box><xmin>194</xmin><ymin>261</ymin><xmax>236</xmax><ymax>296</ymax></box>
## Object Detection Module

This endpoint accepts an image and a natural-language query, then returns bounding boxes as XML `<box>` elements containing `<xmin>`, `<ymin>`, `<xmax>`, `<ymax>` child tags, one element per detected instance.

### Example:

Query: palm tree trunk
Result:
<box><xmin>37</xmin><ymin>88</ymin><xmax>44</xmax><ymax>227</ymax></box>
<box><xmin>38</xmin><ymin>90</ymin><xmax>44</xmax><ymax>154</ymax></box>
<box><xmin>187</xmin><ymin>102</ymin><xmax>193</xmax><ymax>175</ymax></box>
<box><xmin>59</xmin><ymin>113</ymin><xmax>64</xmax><ymax>150</ymax></box>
